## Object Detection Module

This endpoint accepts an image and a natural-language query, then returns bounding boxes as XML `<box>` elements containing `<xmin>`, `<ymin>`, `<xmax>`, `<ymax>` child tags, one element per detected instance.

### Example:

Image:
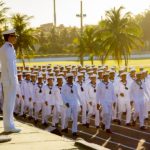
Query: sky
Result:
<box><xmin>3</xmin><ymin>0</ymin><xmax>150</xmax><ymax>28</ymax></box>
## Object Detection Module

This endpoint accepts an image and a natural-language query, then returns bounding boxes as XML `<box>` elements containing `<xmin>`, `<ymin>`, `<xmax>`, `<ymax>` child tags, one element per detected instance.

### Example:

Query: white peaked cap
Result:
<box><xmin>47</xmin><ymin>76</ymin><xmax>53</xmax><ymax>79</ymax></box>
<box><xmin>103</xmin><ymin>73</ymin><xmax>109</xmax><ymax>76</ymax></box>
<box><xmin>2</xmin><ymin>29</ymin><xmax>16</xmax><ymax>35</ymax></box>
<box><xmin>120</xmin><ymin>72</ymin><xmax>127</xmax><ymax>76</ymax></box>
<box><xmin>90</xmin><ymin>74</ymin><xmax>97</xmax><ymax>78</ymax></box>
<box><xmin>66</xmin><ymin>73</ymin><xmax>73</xmax><ymax>78</ymax></box>
<box><xmin>38</xmin><ymin>75</ymin><xmax>43</xmax><ymax>78</ymax></box>
<box><xmin>77</xmin><ymin>73</ymin><xmax>83</xmax><ymax>77</ymax></box>
<box><xmin>57</xmin><ymin>76</ymin><xmax>63</xmax><ymax>79</ymax></box>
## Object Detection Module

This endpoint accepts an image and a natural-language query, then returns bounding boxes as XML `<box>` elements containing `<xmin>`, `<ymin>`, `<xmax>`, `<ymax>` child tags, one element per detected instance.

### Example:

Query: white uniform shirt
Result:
<box><xmin>117</xmin><ymin>80</ymin><xmax>131</xmax><ymax>103</ymax></box>
<box><xmin>75</xmin><ymin>81</ymin><xmax>87</xmax><ymax>105</ymax></box>
<box><xmin>34</xmin><ymin>83</ymin><xmax>45</xmax><ymax>103</ymax></box>
<box><xmin>43</xmin><ymin>84</ymin><xmax>55</xmax><ymax>105</ymax></box>
<box><xmin>96</xmin><ymin>81</ymin><xmax>116</xmax><ymax>106</ymax></box>
<box><xmin>0</xmin><ymin>42</ymin><xmax>18</xmax><ymax>86</ymax></box>
<box><xmin>61</xmin><ymin>83</ymin><xmax>81</xmax><ymax>107</ymax></box>
<box><xmin>130</xmin><ymin>80</ymin><xmax>149</xmax><ymax>104</ymax></box>
<box><xmin>53</xmin><ymin>85</ymin><xmax>64</xmax><ymax>106</ymax></box>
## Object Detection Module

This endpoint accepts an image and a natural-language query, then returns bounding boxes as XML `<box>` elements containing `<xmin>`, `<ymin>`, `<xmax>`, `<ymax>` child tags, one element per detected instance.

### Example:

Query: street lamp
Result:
<box><xmin>76</xmin><ymin>0</ymin><xmax>86</xmax><ymax>35</ymax></box>
<box><xmin>76</xmin><ymin>0</ymin><xmax>86</xmax><ymax>66</ymax></box>
<box><xmin>53</xmin><ymin>0</ymin><xmax>56</xmax><ymax>27</ymax></box>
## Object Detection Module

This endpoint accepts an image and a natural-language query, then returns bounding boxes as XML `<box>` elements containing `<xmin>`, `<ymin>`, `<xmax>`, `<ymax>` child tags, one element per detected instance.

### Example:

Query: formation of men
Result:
<box><xmin>0</xmin><ymin>64</ymin><xmax>150</xmax><ymax>136</ymax></box>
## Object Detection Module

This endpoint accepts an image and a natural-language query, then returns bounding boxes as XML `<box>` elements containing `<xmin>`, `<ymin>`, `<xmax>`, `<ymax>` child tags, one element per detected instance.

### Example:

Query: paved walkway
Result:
<box><xmin>0</xmin><ymin>120</ymin><xmax>78</xmax><ymax>150</ymax></box>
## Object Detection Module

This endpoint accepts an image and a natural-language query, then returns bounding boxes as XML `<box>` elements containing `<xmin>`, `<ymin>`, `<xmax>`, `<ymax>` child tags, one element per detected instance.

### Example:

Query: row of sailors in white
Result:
<box><xmin>8</xmin><ymin>68</ymin><xmax>150</xmax><ymax>134</ymax></box>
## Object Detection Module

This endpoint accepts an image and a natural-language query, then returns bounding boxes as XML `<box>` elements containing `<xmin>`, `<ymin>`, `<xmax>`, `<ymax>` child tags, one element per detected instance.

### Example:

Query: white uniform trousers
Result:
<box><xmin>65</xmin><ymin>105</ymin><xmax>78</xmax><ymax>133</ymax></box>
<box><xmin>81</xmin><ymin>102</ymin><xmax>87</xmax><ymax>124</ymax></box>
<box><xmin>34</xmin><ymin>102</ymin><xmax>42</xmax><ymax>120</ymax></box>
<box><xmin>87</xmin><ymin>104</ymin><xmax>100</xmax><ymax>126</ymax></box>
<box><xmin>112</xmin><ymin>101</ymin><xmax>117</xmax><ymax>120</ymax></box>
<box><xmin>42</xmin><ymin>103</ymin><xmax>52</xmax><ymax>124</ymax></box>
<box><xmin>3</xmin><ymin>84</ymin><xmax>16</xmax><ymax>131</ymax></box>
<box><xmin>14</xmin><ymin>97</ymin><xmax>21</xmax><ymax>114</ymax></box>
<box><xmin>133</xmin><ymin>102</ymin><xmax>145</xmax><ymax>127</ymax></box>
<box><xmin>102</xmin><ymin>104</ymin><xmax>112</xmax><ymax>129</ymax></box>
<box><xmin>118</xmin><ymin>101</ymin><xmax>131</xmax><ymax>124</ymax></box>
<box><xmin>51</xmin><ymin>105</ymin><xmax>66</xmax><ymax>129</ymax></box>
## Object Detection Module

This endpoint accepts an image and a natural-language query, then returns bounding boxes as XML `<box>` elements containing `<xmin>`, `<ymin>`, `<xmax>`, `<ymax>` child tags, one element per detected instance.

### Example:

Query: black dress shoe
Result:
<box><xmin>126</xmin><ymin>123</ymin><xmax>131</xmax><ymax>126</ymax></box>
<box><xmin>140</xmin><ymin>126</ymin><xmax>146</xmax><ymax>130</ymax></box>
<box><xmin>106</xmin><ymin>129</ymin><xmax>112</xmax><ymax>134</ymax></box>
<box><xmin>132</xmin><ymin>120</ymin><xmax>136</xmax><ymax>126</ymax></box>
<box><xmin>112</xmin><ymin>119</ymin><xmax>117</xmax><ymax>122</ymax></box>
<box><xmin>61</xmin><ymin>128</ymin><xmax>68</xmax><ymax>133</ymax></box>
<box><xmin>86</xmin><ymin>123</ymin><xmax>89</xmax><ymax>128</ymax></box>
<box><xmin>42</xmin><ymin>122</ymin><xmax>49</xmax><ymax>127</ymax></box>
<box><xmin>28</xmin><ymin>116</ymin><xmax>33</xmax><ymax>120</ymax></box>
<box><xmin>34</xmin><ymin>119</ymin><xmax>38</xmax><ymax>125</ymax></box>
<box><xmin>23</xmin><ymin>114</ymin><xmax>26</xmax><ymax>118</ymax></box>
<box><xmin>55</xmin><ymin>123</ymin><xmax>59</xmax><ymax>128</ymax></box>
<box><xmin>82</xmin><ymin>123</ymin><xmax>87</xmax><ymax>127</ymax></box>
<box><xmin>117</xmin><ymin>120</ymin><xmax>121</xmax><ymax>125</ymax></box>
<box><xmin>72</xmin><ymin>132</ymin><xmax>78</xmax><ymax>137</ymax></box>
<box><xmin>96</xmin><ymin>126</ymin><xmax>100</xmax><ymax>129</ymax></box>
<box><xmin>101</xmin><ymin>123</ymin><xmax>105</xmax><ymax>130</ymax></box>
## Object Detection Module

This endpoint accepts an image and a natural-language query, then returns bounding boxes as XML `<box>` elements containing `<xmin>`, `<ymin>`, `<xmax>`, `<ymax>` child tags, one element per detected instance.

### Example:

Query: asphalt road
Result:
<box><xmin>16</xmin><ymin>113</ymin><xmax>150</xmax><ymax>150</ymax></box>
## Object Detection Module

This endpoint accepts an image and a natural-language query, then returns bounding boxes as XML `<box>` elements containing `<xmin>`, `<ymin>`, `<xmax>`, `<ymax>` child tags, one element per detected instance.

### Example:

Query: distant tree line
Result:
<box><xmin>0</xmin><ymin>0</ymin><xmax>150</xmax><ymax>66</ymax></box>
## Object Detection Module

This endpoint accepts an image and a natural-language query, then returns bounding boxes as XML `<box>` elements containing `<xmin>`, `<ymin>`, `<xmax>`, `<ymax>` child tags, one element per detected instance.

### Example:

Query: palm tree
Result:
<box><xmin>99</xmin><ymin>6</ymin><xmax>143</xmax><ymax>66</ymax></box>
<box><xmin>11</xmin><ymin>13</ymin><xmax>38</xmax><ymax>67</ymax></box>
<box><xmin>82</xmin><ymin>25</ymin><xmax>99</xmax><ymax>65</ymax></box>
<box><xmin>0</xmin><ymin>0</ymin><xmax>9</xmax><ymax>46</ymax></box>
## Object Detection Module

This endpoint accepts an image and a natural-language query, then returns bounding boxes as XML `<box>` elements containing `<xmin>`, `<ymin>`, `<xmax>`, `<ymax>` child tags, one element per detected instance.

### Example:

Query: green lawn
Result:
<box><xmin>17</xmin><ymin>59</ymin><xmax>150</xmax><ymax>70</ymax></box>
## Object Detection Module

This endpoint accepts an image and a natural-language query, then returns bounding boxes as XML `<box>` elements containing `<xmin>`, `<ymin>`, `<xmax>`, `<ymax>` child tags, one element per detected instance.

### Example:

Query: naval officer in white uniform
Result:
<box><xmin>0</xmin><ymin>29</ymin><xmax>21</xmax><ymax>133</ymax></box>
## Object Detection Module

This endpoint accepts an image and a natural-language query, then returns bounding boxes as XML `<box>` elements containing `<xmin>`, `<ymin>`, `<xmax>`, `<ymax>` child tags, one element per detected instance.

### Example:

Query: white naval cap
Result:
<box><xmin>103</xmin><ymin>73</ymin><xmax>109</xmax><ymax>76</ymax></box>
<box><xmin>2</xmin><ymin>29</ymin><xmax>16</xmax><ymax>35</ymax></box>
<box><xmin>38</xmin><ymin>75</ymin><xmax>43</xmax><ymax>78</ymax></box>
<box><xmin>66</xmin><ymin>73</ymin><xmax>74</xmax><ymax>78</ymax></box>
<box><xmin>130</xmin><ymin>68</ymin><xmax>136</xmax><ymax>72</ymax></box>
<box><xmin>120</xmin><ymin>72</ymin><xmax>127</xmax><ymax>76</ymax></box>
<box><xmin>90</xmin><ymin>74</ymin><xmax>97</xmax><ymax>78</ymax></box>
<box><xmin>57</xmin><ymin>76</ymin><xmax>63</xmax><ymax>79</ymax></box>
<box><xmin>77</xmin><ymin>73</ymin><xmax>83</xmax><ymax>77</ymax></box>
<box><xmin>136</xmin><ymin>72</ymin><xmax>142</xmax><ymax>75</ymax></box>
<box><xmin>47</xmin><ymin>76</ymin><xmax>53</xmax><ymax>79</ymax></box>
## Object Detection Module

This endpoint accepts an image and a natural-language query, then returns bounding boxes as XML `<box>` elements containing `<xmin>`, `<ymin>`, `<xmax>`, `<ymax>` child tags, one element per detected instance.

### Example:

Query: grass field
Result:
<box><xmin>17</xmin><ymin>59</ymin><xmax>150</xmax><ymax>69</ymax></box>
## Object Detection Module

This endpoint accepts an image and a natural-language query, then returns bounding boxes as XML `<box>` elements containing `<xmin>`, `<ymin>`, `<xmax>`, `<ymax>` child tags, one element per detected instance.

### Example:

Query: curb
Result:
<box><xmin>75</xmin><ymin>138</ymin><xmax>110</xmax><ymax>150</ymax></box>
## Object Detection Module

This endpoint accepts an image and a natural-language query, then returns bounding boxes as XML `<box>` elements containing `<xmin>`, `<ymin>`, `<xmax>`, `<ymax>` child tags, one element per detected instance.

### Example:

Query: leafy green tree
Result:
<box><xmin>139</xmin><ymin>10</ymin><xmax>150</xmax><ymax>50</ymax></box>
<box><xmin>99</xmin><ymin>6</ymin><xmax>143</xmax><ymax>66</ymax></box>
<box><xmin>11</xmin><ymin>13</ymin><xmax>38</xmax><ymax>67</ymax></box>
<box><xmin>0</xmin><ymin>0</ymin><xmax>9</xmax><ymax>46</ymax></box>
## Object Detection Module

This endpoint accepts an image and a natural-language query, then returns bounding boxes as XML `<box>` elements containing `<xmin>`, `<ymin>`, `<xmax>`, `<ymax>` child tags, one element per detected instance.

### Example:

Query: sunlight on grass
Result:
<box><xmin>17</xmin><ymin>59</ymin><xmax>150</xmax><ymax>69</ymax></box>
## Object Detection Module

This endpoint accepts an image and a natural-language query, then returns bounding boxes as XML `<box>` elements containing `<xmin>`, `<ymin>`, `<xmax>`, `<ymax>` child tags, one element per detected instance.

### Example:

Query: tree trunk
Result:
<box><xmin>80</xmin><ymin>52</ymin><xmax>84</xmax><ymax>66</ymax></box>
<box><xmin>91</xmin><ymin>55</ymin><xmax>94</xmax><ymax>65</ymax></box>
<box><xmin>20</xmin><ymin>48</ymin><xmax>26</xmax><ymax>68</ymax></box>
<box><xmin>22</xmin><ymin>57</ymin><xmax>25</xmax><ymax>68</ymax></box>
<box><xmin>100</xmin><ymin>56</ymin><xmax>104</xmax><ymax>65</ymax></box>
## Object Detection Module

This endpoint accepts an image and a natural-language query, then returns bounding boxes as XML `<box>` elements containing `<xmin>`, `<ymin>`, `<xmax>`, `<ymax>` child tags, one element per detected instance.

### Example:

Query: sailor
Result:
<box><xmin>75</xmin><ymin>73</ymin><xmax>88</xmax><ymax>125</ymax></box>
<box><xmin>42</xmin><ymin>76</ymin><xmax>55</xmax><ymax>126</ymax></box>
<box><xmin>86</xmin><ymin>74</ymin><xmax>100</xmax><ymax>128</ymax></box>
<box><xmin>96</xmin><ymin>73</ymin><xmax>116</xmax><ymax>133</ymax></box>
<box><xmin>53</xmin><ymin>76</ymin><xmax>66</xmax><ymax>130</ymax></box>
<box><xmin>34</xmin><ymin>75</ymin><xmax>45</xmax><ymax>124</ymax></box>
<box><xmin>117</xmin><ymin>72</ymin><xmax>132</xmax><ymax>126</ymax></box>
<box><xmin>0</xmin><ymin>29</ymin><xmax>21</xmax><ymax>132</ymax></box>
<box><xmin>21</xmin><ymin>72</ymin><xmax>32</xmax><ymax>117</ymax></box>
<box><xmin>14</xmin><ymin>73</ymin><xmax>24</xmax><ymax>116</ymax></box>
<box><xmin>61</xmin><ymin>73</ymin><xmax>81</xmax><ymax>137</ymax></box>
<box><xmin>130</xmin><ymin>72</ymin><xmax>149</xmax><ymax>130</ymax></box>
